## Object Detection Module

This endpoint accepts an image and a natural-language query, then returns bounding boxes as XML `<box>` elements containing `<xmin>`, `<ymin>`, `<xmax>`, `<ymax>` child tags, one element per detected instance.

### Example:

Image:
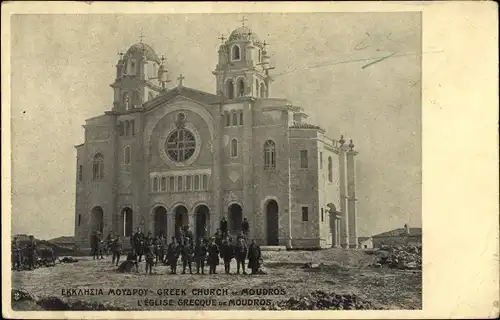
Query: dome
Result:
<box><xmin>125</xmin><ymin>43</ymin><xmax>161</xmax><ymax>64</ymax></box>
<box><xmin>228</xmin><ymin>26</ymin><xmax>260</xmax><ymax>44</ymax></box>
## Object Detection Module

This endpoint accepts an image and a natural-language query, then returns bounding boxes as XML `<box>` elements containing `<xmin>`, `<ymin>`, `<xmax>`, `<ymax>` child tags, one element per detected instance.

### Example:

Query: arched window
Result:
<box><xmin>132</xmin><ymin>91</ymin><xmax>140</xmax><ymax>108</ymax></box>
<box><xmin>231</xmin><ymin>139</ymin><xmax>238</xmax><ymax>157</ymax></box>
<box><xmin>225</xmin><ymin>112</ymin><xmax>231</xmax><ymax>127</ymax></box>
<box><xmin>123</xmin><ymin>92</ymin><xmax>130</xmax><ymax>110</ymax></box>
<box><xmin>124</xmin><ymin>146</ymin><xmax>131</xmax><ymax>164</ymax></box>
<box><xmin>237</xmin><ymin>78</ymin><xmax>245</xmax><ymax>97</ymax></box>
<box><xmin>161</xmin><ymin>177</ymin><xmax>167</xmax><ymax>191</ymax></box>
<box><xmin>92</xmin><ymin>153</ymin><xmax>104</xmax><ymax>179</ymax></box>
<box><xmin>177</xmin><ymin>176</ymin><xmax>183</xmax><ymax>191</ymax></box>
<box><xmin>232</xmin><ymin>112</ymin><xmax>238</xmax><ymax>126</ymax></box>
<box><xmin>256</xmin><ymin>79</ymin><xmax>259</xmax><ymax>97</ymax></box>
<box><xmin>186</xmin><ymin>176</ymin><xmax>192</xmax><ymax>190</ymax></box>
<box><xmin>131</xmin><ymin>120</ymin><xmax>135</xmax><ymax>136</ymax></box>
<box><xmin>153</xmin><ymin>177</ymin><xmax>159</xmax><ymax>192</ymax></box>
<box><xmin>169</xmin><ymin>176</ymin><xmax>175</xmax><ymax>191</ymax></box>
<box><xmin>239</xmin><ymin>111</ymin><xmax>244</xmax><ymax>125</ymax></box>
<box><xmin>226</xmin><ymin>80</ymin><xmax>234</xmax><ymax>99</ymax></box>
<box><xmin>78</xmin><ymin>214</ymin><xmax>82</xmax><ymax>226</ymax></box>
<box><xmin>264</xmin><ymin>140</ymin><xmax>276</xmax><ymax>170</ymax></box>
<box><xmin>328</xmin><ymin>156</ymin><xmax>333</xmax><ymax>182</ymax></box>
<box><xmin>202</xmin><ymin>175</ymin><xmax>208</xmax><ymax>190</ymax></box>
<box><xmin>194</xmin><ymin>175</ymin><xmax>200</xmax><ymax>190</ymax></box>
<box><xmin>125</xmin><ymin>121</ymin><xmax>130</xmax><ymax>136</ymax></box>
<box><xmin>78</xmin><ymin>165</ymin><xmax>83</xmax><ymax>181</ymax></box>
<box><xmin>232</xmin><ymin>45</ymin><xmax>240</xmax><ymax>60</ymax></box>
<box><xmin>260</xmin><ymin>83</ymin><xmax>266</xmax><ymax>98</ymax></box>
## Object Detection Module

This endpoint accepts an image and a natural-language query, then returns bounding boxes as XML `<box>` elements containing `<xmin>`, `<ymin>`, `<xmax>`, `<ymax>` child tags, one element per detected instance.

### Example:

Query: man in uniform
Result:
<box><xmin>194</xmin><ymin>238</ymin><xmax>207</xmax><ymax>274</ymax></box>
<box><xmin>104</xmin><ymin>233</ymin><xmax>113</xmax><ymax>256</ymax></box>
<box><xmin>166</xmin><ymin>237</ymin><xmax>180</xmax><ymax>274</ymax></box>
<box><xmin>132</xmin><ymin>227</ymin><xmax>145</xmax><ymax>262</ymax></box>
<box><xmin>91</xmin><ymin>231</ymin><xmax>101</xmax><ymax>260</ymax></box>
<box><xmin>184</xmin><ymin>225</ymin><xmax>194</xmax><ymax>244</ymax></box>
<box><xmin>145</xmin><ymin>242</ymin><xmax>155</xmax><ymax>275</ymax></box>
<box><xmin>27</xmin><ymin>235</ymin><xmax>37</xmax><ymax>269</ymax></box>
<box><xmin>207</xmin><ymin>237</ymin><xmax>220</xmax><ymax>275</ymax></box>
<box><xmin>235</xmin><ymin>237</ymin><xmax>248</xmax><ymax>274</ymax></box>
<box><xmin>220</xmin><ymin>236</ymin><xmax>235</xmax><ymax>274</ymax></box>
<box><xmin>181</xmin><ymin>238</ymin><xmax>194</xmax><ymax>274</ymax></box>
<box><xmin>111</xmin><ymin>235</ymin><xmax>122</xmax><ymax>266</ymax></box>
<box><xmin>241</xmin><ymin>218</ymin><xmax>250</xmax><ymax>238</ymax></box>
<box><xmin>156</xmin><ymin>234</ymin><xmax>166</xmax><ymax>265</ymax></box>
<box><xmin>248</xmin><ymin>239</ymin><xmax>262</xmax><ymax>275</ymax></box>
<box><xmin>220</xmin><ymin>217</ymin><xmax>228</xmax><ymax>238</ymax></box>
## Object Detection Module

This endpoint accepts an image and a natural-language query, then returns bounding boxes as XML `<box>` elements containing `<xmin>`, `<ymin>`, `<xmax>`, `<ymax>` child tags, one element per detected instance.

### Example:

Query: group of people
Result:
<box><xmin>92</xmin><ymin>216</ymin><xmax>262</xmax><ymax>275</ymax></box>
<box><xmin>11</xmin><ymin>235</ymin><xmax>38</xmax><ymax>270</ymax></box>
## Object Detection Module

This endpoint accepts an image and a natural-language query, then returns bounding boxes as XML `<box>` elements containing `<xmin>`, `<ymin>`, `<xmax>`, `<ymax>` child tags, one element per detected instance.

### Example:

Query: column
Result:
<box><xmin>347</xmin><ymin>141</ymin><xmax>359</xmax><ymax>248</ymax></box>
<box><xmin>339</xmin><ymin>137</ymin><xmax>350</xmax><ymax>248</ymax></box>
<box><xmin>167</xmin><ymin>213</ymin><xmax>175</xmax><ymax>241</ymax></box>
<box><xmin>189</xmin><ymin>213</ymin><xmax>196</xmax><ymax>237</ymax></box>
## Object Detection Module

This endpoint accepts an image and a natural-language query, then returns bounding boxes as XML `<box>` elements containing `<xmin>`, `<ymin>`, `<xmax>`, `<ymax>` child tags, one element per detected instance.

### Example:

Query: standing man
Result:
<box><xmin>235</xmin><ymin>237</ymin><xmax>248</xmax><ymax>274</ymax></box>
<box><xmin>184</xmin><ymin>225</ymin><xmax>194</xmax><ymax>244</ymax></box>
<box><xmin>194</xmin><ymin>238</ymin><xmax>207</xmax><ymax>274</ymax></box>
<box><xmin>132</xmin><ymin>227</ymin><xmax>145</xmax><ymax>262</ymax></box>
<box><xmin>91</xmin><ymin>231</ymin><xmax>101</xmax><ymax>260</ymax></box>
<box><xmin>207</xmin><ymin>237</ymin><xmax>220</xmax><ymax>275</ymax></box>
<box><xmin>111</xmin><ymin>235</ymin><xmax>122</xmax><ymax>266</ymax></box>
<box><xmin>181</xmin><ymin>239</ymin><xmax>194</xmax><ymax>274</ymax></box>
<box><xmin>145</xmin><ymin>242</ymin><xmax>155</xmax><ymax>275</ymax></box>
<box><xmin>241</xmin><ymin>218</ymin><xmax>250</xmax><ymax>238</ymax></box>
<box><xmin>221</xmin><ymin>237</ymin><xmax>235</xmax><ymax>274</ymax></box>
<box><xmin>166</xmin><ymin>237</ymin><xmax>180</xmax><ymax>274</ymax></box>
<box><xmin>220</xmin><ymin>217</ymin><xmax>228</xmax><ymax>238</ymax></box>
<box><xmin>248</xmin><ymin>239</ymin><xmax>262</xmax><ymax>275</ymax></box>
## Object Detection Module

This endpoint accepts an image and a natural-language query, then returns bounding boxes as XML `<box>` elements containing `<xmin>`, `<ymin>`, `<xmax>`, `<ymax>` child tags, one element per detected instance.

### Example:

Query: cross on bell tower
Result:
<box><xmin>177</xmin><ymin>74</ymin><xmax>185</xmax><ymax>87</ymax></box>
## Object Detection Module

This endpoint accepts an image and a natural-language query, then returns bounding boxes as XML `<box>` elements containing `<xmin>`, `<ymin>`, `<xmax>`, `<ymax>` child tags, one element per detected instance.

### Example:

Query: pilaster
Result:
<box><xmin>339</xmin><ymin>138</ymin><xmax>350</xmax><ymax>248</ymax></box>
<box><xmin>347</xmin><ymin>140</ymin><xmax>359</xmax><ymax>248</ymax></box>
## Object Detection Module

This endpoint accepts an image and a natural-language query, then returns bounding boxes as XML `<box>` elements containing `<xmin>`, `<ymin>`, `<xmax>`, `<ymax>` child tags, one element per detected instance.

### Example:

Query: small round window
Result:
<box><xmin>165</xmin><ymin>128</ymin><xmax>196</xmax><ymax>162</ymax></box>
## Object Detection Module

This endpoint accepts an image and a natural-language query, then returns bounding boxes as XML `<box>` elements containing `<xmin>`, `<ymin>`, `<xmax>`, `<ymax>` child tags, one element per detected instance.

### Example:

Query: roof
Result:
<box><xmin>144</xmin><ymin>85</ymin><xmax>224</xmax><ymax>110</ymax></box>
<box><xmin>373</xmin><ymin>227</ymin><xmax>422</xmax><ymax>238</ymax></box>
<box><xmin>125</xmin><ymin>42</ymin><xmax>161</xmax><ymax>64</ymax></box>
<box><xmin>290</xmin><ymin>122</ymin><xmax>325</xmax><ymax>133</ymax></box>
<box><xmin>228</xmin><ymin>26</ymin><xmax>260</xmax><ymax>43</ymax></box>
<box><xmin>358</xmin><ymin>236</ymin><xmax>372</xmax><ymax>242</ymax></box>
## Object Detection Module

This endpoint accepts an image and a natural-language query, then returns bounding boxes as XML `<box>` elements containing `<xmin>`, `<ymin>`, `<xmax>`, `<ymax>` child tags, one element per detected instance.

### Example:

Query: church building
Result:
<box><xmin>74</xmin><ymin>24</ymin><xmax>359</xmax><ymax>249</ymax></box>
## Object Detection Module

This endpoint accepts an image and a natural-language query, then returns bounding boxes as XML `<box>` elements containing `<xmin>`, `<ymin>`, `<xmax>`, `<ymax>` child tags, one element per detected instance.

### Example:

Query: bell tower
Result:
<box><xmin>212</xmin><ymin>18</ymin><xmax>274</xmax><ymax>100</ymax></box>
<box><xmin>110</xmin><ymin>33</ymin><xmax>170</xmax><ymax>112</ymax></box>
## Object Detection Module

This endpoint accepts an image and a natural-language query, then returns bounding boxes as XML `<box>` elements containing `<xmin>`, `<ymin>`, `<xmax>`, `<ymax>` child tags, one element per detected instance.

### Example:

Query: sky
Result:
<box><xmin>10</xmin><ymin>13</ymin><xmax>421</xmax><ymax>240</ymax></box>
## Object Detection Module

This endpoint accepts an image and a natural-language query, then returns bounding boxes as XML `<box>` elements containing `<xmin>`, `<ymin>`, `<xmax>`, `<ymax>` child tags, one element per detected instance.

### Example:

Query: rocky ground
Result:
<box><xmin>11</xmin><ymin>248</ymin><xmax>421</xmax><ymax>311</ymax></box>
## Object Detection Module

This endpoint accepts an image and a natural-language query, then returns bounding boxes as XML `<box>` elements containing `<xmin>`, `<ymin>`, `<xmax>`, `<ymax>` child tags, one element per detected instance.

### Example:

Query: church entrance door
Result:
<box><xmin>121</xmin><ymin>207</ymin><xmax>133</xmax><ymax>237</ymax></box>
<box><xmin>153</xmin><ymin>206</ymin><xmax>168</xmax><ymax>238</ymax></box>
<box><xmin>195</xmin><ymin>205</ymin><xmax>210</xmax><ymax>240</ymax></box>
<box><xmin>266</xmin><ymin>200</ymin><xmax>279</xmax><ymax>245</ymax></box>
<box><xmin>174</xmin><ymin>205</ymin><xmax>189</xmax><ymax>240</ymax></box>
<box><xmin>91</xmin><ymin>206</ymin><xmax>104</xmax><ymax>234</ymax></box>
<box><xmin>228</xmin><ymin>203</ymin><xmax>243</xmax><ymax>236</ymax></box>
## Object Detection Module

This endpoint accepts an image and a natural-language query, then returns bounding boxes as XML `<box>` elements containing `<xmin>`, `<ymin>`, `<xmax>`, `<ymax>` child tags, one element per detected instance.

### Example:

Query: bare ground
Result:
<box><xmin>11</xmin><ymin>248</ymin><xmax>421</xmax><ymax>310</ymax></box>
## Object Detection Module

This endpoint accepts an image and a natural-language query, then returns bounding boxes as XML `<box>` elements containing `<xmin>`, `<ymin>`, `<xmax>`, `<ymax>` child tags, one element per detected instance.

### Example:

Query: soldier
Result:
<box><xmin>105</xmin><ymin>233</ymin><xmax>113</xmax><ymax>255</ymax></box>
<box><xmin>156</xmin><ymin>234</ymin><xmax>166</xmax><ymax>265</ymax></box>
<box><xmin>214</xmin><ymin>229</ymin><xmax>223</xmax><ymax>248</ymax></box>
<box><xmin>220</xmin><ymin>217</ymin><xmax>228</xmax><ymax>238</ymax></box>
<box><xmin>241</xmin><ymin>218</ymin><xmax>250</xmax><ymax>238</ymax></box>
<box><xmin>12</xmin><ymin>237</ymin><xmax>21</xmax><ymax>271</ymax></box>
<box><xmin>194</xmin><ymin>238</ymin><xmax>207</xmax><ymax>274</ymax></box>
<box><xmin>221</xmin><ymin>237</ymin><xmax>235</xmax><ymax>274</ymax></box>
<box><xmin>27</xmin><ymin>235</ymin><xmax>37</xmax><ymax>269</ymax></box>
<box><xmin>248</xmin><ymin>239</ymin><xmax>262</xmax><ymax>275</ymax></box>
<box><xmin>111</xmin><ymin>235</ymin><xmax>122</xmax><ymax>266</ymax></box>
<box><xmin>207</xmin><ymin>237</ymin><xmax>220</xmax><ymax>275</ymax></box>
<box><xmin>235</xmin><ymin>237</ymin><xmax>248</xmax><ymax>274</ymax></box>
<box><xmin>181</xmin><ymin>239</ymin><xmax>194</xmax><ymax>274</ymax></box>
<box><xmin>90</xmin><ymin>231</ymin><xmax>101</xmax><ymax>260</ymax></box>
<box><xmin>166</xmin><ymin>237</ymin><xmax>180</xmax><ymax>274</ymax></box>
<box><xmin>132</xmin><ymin>227</ymin><xmax>145</xmax><ymax>262</ymax></box>
<box><xmin>145</xmin><ymin>231</ymin><xmax>153</xmax><ymax>246</ymax></box>
<box><xmin>145</xmin><ymin>243</ymin><xmax>155</xmax><ymax>275</ymax></box>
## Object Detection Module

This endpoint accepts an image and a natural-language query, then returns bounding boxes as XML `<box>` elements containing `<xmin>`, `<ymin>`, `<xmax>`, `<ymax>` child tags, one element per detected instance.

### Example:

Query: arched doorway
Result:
<box><xmin>195</xmin><ymin>205</ymin><xmax>210</xmax><ymax>240</ymax></box>
<box><xmin>266</xmin><ymin>200</ymin><xmax>279</xmax><ymax>245</ymax></box>
<box><xmin>121</xmin><ymin>207</ymin><xmax>133</xmax><ymax>237</ymax></box>
<box><xmin>153</xmin><ymin>206</ymin><xmax>168</xmax><ymax>238</ymax></box>
<box><xmin>228</xmin><ymin>203</ymin><xmax>243</xmax><ymax>235</ymax></box>
<box><xmin>174</xmin><ymin>205</ymin><xmax>189</xmax><ymax>239</ymax></box>
<box><xmin>91</xmin><ymin>206</ymin><xmax>104</xmax><ymax>234</ymax></box>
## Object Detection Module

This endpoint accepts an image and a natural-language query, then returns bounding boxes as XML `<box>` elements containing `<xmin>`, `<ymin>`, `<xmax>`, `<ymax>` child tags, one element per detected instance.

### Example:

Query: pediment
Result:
<box><xmin>143</xmin><ymin>86</ymin><xmax>223</xmax><ymax>112</ymax></box>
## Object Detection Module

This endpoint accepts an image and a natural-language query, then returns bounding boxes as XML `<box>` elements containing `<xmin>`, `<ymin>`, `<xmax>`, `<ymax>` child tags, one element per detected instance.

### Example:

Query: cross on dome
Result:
<box><xmin>139</xmin><ymin>29</ymin><xmax>145</xmax><ymax>43</ymax></box>
<box><xmin>177</xmin><ymin>74</ymin><xmax>185</xmax><ymax>86</ymax></box>
<box><xmin>218</xmin><ymin>34</ymin><xmax>226</xmax><ymax>44</ymax></box>
<box><xmin>240</xmin><ymin>16</ymin><xmax>248</xmax><ymax>27</ymax></box>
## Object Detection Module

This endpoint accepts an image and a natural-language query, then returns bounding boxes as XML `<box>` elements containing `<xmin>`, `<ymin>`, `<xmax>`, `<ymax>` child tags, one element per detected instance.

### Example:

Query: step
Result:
<box><xmin>260</xmin><ymin>246</ymin><xmax>287</xmax><ymax>251</ymax></box>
